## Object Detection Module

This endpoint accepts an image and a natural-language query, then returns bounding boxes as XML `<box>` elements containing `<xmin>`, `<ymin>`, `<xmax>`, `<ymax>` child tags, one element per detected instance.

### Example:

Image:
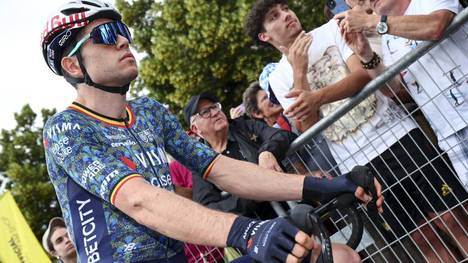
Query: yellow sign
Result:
<box><xmin>0</xmin><ymin>191</ymin><xmax>51</xmax><ymax>263</ymax></box>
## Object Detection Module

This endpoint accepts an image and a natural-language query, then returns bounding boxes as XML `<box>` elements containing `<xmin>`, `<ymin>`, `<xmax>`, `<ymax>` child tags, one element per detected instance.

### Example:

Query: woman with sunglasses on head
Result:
<box><xmin>40</xmin><ymin>1</ymin><xmax>383</xmax><ymax>262</ymax></box>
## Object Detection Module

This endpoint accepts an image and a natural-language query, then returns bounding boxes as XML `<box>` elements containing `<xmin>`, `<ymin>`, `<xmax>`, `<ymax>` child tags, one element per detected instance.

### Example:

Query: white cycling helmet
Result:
<box><xmin>41</xmin><ymin>0</ymin><xmax>121</xmax><ymax>75</ymax></box>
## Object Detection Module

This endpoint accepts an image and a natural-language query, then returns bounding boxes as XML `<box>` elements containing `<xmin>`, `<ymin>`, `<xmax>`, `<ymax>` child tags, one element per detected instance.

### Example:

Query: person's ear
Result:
<box><xmin>251</xmin><ymin>110</ymin><xmax>264</xmax><ymax>120</ymax></box>
<box><xmin>258</xmin><ymin>32</ymin><xmax>271</xmax><ymax>43</ymax></box>
<box><xmin>61</xmin><ymin>56</ymin><xmax>83</xmax><ymax>78</ymax></box>
<box><xmin>190</xmin><ymin>124</ymin><xmax>203</xmax><ymax>139</ymax></box>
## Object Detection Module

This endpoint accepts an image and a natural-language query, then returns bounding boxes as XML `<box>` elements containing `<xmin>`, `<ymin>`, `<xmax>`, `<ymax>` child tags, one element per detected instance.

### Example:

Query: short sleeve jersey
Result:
<box><xmin>268</xmin><ymin>20</ymin><xmax>416</xmax><ymax>172</ymax></box>
<box><xmin>381</xmin><ymin>0</ymin><xmax>467</xmax><ymax>139</ymax></box>
<box><xmin>43</xmin><ymin>96</ymin><xmax>218</xmax><ymax>262</ymax></box>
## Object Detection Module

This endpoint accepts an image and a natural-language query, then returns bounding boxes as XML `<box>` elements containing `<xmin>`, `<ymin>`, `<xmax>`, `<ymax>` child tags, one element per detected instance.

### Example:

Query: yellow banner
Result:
<box><xmin>0</xmin><ymin>191</ymin><xmax>51</xmax><ymax>263</ymax></box>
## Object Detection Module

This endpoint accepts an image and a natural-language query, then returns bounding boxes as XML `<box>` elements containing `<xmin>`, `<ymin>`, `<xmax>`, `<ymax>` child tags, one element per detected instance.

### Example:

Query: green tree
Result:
<box><xmin>116</xmin><ymin>0</ymin><xmax>324</xmax><ymax>124</ymax></box>
<box><xmin>0</xmin><ymin>105</ymin><xmax>59</xmax><ymax>239</ymax></box>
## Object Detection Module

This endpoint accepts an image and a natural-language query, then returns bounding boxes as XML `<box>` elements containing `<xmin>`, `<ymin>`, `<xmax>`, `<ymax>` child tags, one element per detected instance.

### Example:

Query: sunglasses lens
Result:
<box><xmin>116</xmin><ymin>22</ymin><xmax>133</xmax><ymax>43</ymax></box>
<box><xmin>91</xmin><ymin>21</ymin><xmax>132</xmax><ymax>45</ymax></box>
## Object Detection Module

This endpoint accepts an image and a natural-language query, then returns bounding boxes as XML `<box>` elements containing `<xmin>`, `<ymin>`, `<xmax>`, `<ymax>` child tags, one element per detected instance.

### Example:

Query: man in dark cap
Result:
<box><xmin>183</xmin><ymin>92</ymin><xmax>295</xmax><ymax>216</ymax></box>
<box><xmin>184</xmin><ymin>92</ymin><xmax>296</xmax><ymax>172</ymax></box>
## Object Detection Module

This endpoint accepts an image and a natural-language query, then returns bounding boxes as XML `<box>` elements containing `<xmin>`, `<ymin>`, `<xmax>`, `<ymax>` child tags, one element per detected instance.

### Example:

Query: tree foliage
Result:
<box><xmin>0</xmin><ymin>105</ymin><xmax>59</xmax><ymax>239</ymax></box>
<box><xmin>116</xmin><ymin>0</ymin><xmax>325</xmax><ymax>124</ymax></box>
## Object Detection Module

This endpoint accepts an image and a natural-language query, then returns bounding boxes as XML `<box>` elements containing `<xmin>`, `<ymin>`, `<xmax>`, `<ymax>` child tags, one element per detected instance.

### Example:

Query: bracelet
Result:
<box><xmin>361</xmin><ymin>52</ymin><xmax>381</xmax><ymax>70</ymax></box>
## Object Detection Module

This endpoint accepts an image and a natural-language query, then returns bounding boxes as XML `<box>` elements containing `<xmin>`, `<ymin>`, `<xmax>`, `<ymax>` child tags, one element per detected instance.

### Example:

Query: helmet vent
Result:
<box><xmin>82</xmin><ymin>1</ymin><xmax>102</xmax><ymax>8</ymax></box>
<box><xmin>62</xmin><ymin>7</ymin><xmax>89</xmax><ymax>15</ymax></box>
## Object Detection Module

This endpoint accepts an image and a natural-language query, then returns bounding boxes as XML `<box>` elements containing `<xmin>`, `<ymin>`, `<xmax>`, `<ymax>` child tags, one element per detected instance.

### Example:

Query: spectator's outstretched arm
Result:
<box><xmin>284</xmin><ymin>54</ymin><xmax>371</xmax><ymax>130</ymax></box>
<box><xmin>340</xmin><ymin>31</ymin><xmax>407</xmax><ymax>100</ymax></box>
<box><xmin>334</xmin><ymin>8</ymin><xmax>456</xmax><ymax>41</ymax></box>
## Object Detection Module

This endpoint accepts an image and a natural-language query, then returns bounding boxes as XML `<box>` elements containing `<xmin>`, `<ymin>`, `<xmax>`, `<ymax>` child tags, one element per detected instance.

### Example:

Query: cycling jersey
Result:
<box><xmin>43</xmin><ymin>96</ymin><xmax>218</xmax><ymax>262</ymax></box>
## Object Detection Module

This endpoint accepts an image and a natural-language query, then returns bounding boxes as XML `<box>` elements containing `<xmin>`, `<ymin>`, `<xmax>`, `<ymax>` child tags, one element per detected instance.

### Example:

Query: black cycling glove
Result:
<box><xmin>226</xmin><ymin>216</ymin><xmax>302</xmax><ymax>262</ymax></box>
<box><xmin>302</xmin><ymin>165</ymin><xmax>373</xmax><ymax>203</ymax></box>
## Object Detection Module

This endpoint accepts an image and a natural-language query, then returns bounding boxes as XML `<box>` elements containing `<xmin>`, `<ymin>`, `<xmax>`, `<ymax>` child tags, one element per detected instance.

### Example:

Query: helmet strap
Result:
<box><xmin>73</xmin><ymin>51</ymin><xmax>129</xmax><ymax>95</ymax></box>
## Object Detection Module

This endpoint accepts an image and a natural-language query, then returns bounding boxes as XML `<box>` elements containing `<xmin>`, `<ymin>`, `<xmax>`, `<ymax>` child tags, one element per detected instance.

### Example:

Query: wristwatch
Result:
<box><xmin>376</xmin><ymin>15</ymin><xmax>389</xmax><ymax>35</ymax></box>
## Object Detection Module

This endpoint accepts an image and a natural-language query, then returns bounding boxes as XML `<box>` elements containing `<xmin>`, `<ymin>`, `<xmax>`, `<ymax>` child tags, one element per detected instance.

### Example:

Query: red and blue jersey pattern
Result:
<box><xmin>43</xmin><ymin>96</ymin><xmax>218</xmax><ymax>262</ymax></box>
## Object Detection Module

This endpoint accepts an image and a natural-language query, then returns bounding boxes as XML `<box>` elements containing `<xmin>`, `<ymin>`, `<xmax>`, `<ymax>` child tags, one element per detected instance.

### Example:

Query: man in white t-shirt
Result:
<box><xmin>337</xmin><ymin>0</ymin><xmax>468</xmax><ymax>189</ymax></box>
<box><xmin>245</xmin><ymin>0</ymin><xmax>467</xmax><ymax>261</ymax></box>
<box><xmin>334</xmin><ymin>0</ymin><xmax>468</xmax><ymax>259</ymax></box>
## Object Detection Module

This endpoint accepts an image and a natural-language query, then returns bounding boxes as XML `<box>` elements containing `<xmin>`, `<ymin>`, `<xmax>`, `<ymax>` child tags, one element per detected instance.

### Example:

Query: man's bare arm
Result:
<box><xmin>336</xmin><ymin>9</ymin><xmax>455</xmax><ymax>41</ymax></box>
<box><xmin>381</xmin><ymin>11</ymin><xmax>454</xmax><ymax>40</ymax></box>
<box><xmin>321</xmin><ymin>54</ymin><xmax>372</xmax><ymax>102</ymax></box>
<box><xmin>208</xmin><ymin>155</ymin><xmax>305</xmax><ymax>201</ymax></box>
<box><xmin>113</xmin><ymin>172</ymin><xmax>316</xmax><ymax>262</ymax></box>
<box><xmin>208</xmin><ymin>156</ymin><xmax>383</xmax><ymax>212</ymax></box>
<box><xmin>340</xmin><ymin>31</ymin><xmax>406</xmax><ymax>99</ymax></box>
<box><xmin>114</xmin><ymin>177</ymin><xmax>235</xmax><ymax>247</ymax></box>
<box><xmin>284</xmin><ymin>54</ymin><xmax>371</xmax><ymax>130</ymax></box>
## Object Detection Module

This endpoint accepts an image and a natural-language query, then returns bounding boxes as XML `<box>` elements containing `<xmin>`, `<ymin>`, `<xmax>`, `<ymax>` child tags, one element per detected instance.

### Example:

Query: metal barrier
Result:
<box><xmin>282</xmin><ymin>7</ymin><xmax>468</xmax><ymax>263</ymax></box>
<box><xmin>180</xmin><ymin>8</ymin><xmax>468</xmax><ymax>263</ymax></box>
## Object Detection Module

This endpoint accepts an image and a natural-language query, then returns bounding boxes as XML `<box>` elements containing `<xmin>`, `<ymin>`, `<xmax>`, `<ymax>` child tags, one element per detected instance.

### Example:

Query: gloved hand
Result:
<box><xmin>347</xmin><ymin>165</ymin><xmax>383</xmax><ymax>213</ymax></box>
<box><xmin>302</xmin><ymin>165</ymin><xmax>375</xmax><ymax>203</ymax></box>
<box><xmin>302</xmin><ymin>165</ymin><xmax>383</xmax><ymax>213</ymax></box>
<box><xmin>226</xmin><ymin>216</ymin><xmax>312</xmax><ymax>262</ymax></box>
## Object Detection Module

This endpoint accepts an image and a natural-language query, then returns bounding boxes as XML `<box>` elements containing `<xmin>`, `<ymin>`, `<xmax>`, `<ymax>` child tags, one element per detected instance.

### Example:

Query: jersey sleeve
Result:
<box><xmin>43</xmin><ymin>114</ymin><xmax>141</xmax><ymax>205</ymax></box>
<box><xmin>149</xmin><ymin>99</ymin><xmax>218</xmax><ymax>178</ymax></box>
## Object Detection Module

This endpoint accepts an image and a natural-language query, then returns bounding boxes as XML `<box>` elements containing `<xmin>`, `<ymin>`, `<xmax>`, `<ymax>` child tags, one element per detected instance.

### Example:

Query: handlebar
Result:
<box><xmin>287</xmin><ymin>193</ymin><xmax>363</xmax><ymax>263</ymax></box>
<box><xmin>250</xmin><ymin>167</ymin><xmax>379</xmax><ymax>263</ymax></box>
<box><xmin>287</xmin><ymin>166</ymin><xmax>380</xmax><ymax>263</ymax></box>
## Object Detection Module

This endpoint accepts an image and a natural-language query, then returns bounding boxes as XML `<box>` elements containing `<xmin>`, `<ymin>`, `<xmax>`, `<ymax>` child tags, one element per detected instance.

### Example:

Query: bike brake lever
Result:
<box><xmin>314</xmin><ymin>193</ymin><xmax>356</xmax><ymax>217</ymax></box>
<box><xmin>287</xmin><ymin>204</ymin><xmax>334</xmax><ymax>263</ymax></box>
<box><xmin>287</xmin><ymin>204</ymin><xmax>317</xmax><ymax>235</ymax></box>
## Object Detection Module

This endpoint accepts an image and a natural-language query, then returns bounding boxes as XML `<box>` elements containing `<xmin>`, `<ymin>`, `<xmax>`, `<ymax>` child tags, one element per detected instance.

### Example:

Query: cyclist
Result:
<box><xmin>40</xmin><ymin>1</ymin><xmax>383</xmax><ymax>262</ymax></box>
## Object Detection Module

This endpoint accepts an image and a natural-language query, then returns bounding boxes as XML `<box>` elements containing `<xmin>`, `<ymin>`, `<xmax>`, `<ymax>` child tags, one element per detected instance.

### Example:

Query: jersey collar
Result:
<box><xmin>68</xmin><ymin>101</ymin><xmax>136</xmax><ymax>128</ymax></box>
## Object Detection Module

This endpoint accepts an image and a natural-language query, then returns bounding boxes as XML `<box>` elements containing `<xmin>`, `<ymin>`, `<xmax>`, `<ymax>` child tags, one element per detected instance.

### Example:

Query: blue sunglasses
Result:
<box><xmin>67</xmin><ymin>21</ymin><xmax>132</xmax><ymax>57</ymax></box>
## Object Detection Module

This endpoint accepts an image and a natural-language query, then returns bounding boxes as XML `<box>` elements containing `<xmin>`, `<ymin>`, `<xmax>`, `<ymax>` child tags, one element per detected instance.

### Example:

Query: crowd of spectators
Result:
<box><xmin>41</xmin><ymin>0</ymin><xmax>467</xmax><ymax>262</ymax></box>
<box><xmin>169</xmin><ymin>0</ymin><xmax>467</xmax><ymax>261</ymax></box>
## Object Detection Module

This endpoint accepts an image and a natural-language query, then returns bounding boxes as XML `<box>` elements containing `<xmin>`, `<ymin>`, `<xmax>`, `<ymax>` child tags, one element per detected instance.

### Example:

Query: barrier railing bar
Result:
<box><xmin>287</xmin><ymin>7</ymin><xmax>468</xmax><ymax>155</ymax></box>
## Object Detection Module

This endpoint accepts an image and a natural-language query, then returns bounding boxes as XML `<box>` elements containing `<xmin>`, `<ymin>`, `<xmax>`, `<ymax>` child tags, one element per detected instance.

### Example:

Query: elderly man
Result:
<box><xmin>184</xmin><ymin>92</ymin><xmax>297</xmax><ymax>172</ymax></box>
<box><xmin>183</xmin><ymin>92</ymin><xmax>295</xmax><ymax>214</ymax></box>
